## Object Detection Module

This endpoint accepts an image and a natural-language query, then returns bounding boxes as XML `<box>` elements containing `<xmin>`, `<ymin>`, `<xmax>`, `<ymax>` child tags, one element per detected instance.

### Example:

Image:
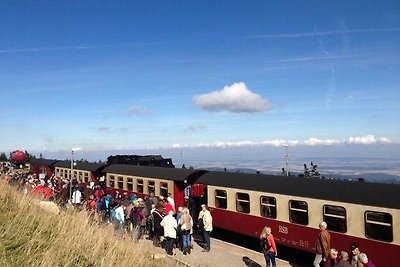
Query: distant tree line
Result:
<box><xmin>0</xmin><ymin>152</ymin><xmax>7</xmax><ymax>161</ymax></box>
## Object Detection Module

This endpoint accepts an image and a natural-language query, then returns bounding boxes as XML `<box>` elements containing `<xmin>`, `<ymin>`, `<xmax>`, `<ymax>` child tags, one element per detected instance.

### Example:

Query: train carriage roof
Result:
<box><xmin>197</xmin><ymin>171</ymin><xmax>400</xmax><ymax>209</ymax></box>
<box><xmin>54</xmin><ymin>160</ymin><xmax>106</xmax><ymax>172</ymax></box>
<box><xmin>30</xmin><ymin>158</ymin><xmax>59</xmax><ymax>166</ymax></box>
<box><xmin>103</xmin><ymin>164</ymin><xmax>208</xmax><ymax>181</ymax></box>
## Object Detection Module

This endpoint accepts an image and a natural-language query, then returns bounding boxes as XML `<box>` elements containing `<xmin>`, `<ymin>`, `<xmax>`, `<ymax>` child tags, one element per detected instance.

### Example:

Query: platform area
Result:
<box><xmin>150</xmin><ymin>236</ymin><xmax>305</xmax><ymax>267</ymax></box>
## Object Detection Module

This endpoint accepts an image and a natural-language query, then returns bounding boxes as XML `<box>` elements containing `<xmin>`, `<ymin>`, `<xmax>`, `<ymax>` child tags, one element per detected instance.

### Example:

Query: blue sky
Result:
<box><xmin>1</xmin><ymin>1</ymin><xmax>399</xmax><ymax>160</ymax></box>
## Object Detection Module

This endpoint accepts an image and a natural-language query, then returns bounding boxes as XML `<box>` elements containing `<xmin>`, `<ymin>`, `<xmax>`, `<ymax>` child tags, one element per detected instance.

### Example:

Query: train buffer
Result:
<box><xmin>151</xmin><ymin>236</ymin><xmax>302</xmax><ymax>267</ymax></box>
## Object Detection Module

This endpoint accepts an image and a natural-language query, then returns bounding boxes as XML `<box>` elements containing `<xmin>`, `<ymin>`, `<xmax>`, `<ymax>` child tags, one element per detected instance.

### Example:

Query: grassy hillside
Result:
<box><xmin>0</xmin><ymin>181</ymin><xmax>170</xmax><ymax>267</ymax></box>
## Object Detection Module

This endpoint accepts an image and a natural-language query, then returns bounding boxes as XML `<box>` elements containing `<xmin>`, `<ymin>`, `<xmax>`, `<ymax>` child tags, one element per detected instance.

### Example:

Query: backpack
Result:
<box><xmin>197</xmin><ymin>217</ymin><xmax>204</xmax><ymax>228</ymax></box>
<box><xmin>260</xmin><ymin>238</ymin><xmax>271</xmax><ymax>253</ymax></box>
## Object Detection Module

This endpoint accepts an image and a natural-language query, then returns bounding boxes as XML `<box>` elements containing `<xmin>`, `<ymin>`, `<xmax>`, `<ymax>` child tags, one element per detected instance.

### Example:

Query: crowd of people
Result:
<box><xmin>1</xmin><ymin>169</ymin><xmax>214</xmax><ymax>258</ymax></box>
<box><xmin>312</xmin><ymin>221</ymin><xmax>376</xmax><ymax>267</ymax></box>
<box><xmin>3</xmin><ymin>169</ymin><xmax>377</xmax><ymax>266</ymax></box>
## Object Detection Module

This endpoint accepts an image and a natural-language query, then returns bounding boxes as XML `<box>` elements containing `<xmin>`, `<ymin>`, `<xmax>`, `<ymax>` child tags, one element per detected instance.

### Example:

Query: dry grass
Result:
<box><xmin>0</xmin><ymin>181</ymin><xmax>172</xmax><ymax>267</ymax></box>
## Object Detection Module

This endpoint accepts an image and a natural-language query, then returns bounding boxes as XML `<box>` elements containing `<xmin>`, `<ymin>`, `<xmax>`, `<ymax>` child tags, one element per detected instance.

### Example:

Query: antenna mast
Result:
<box><xmin>284</xmin><ymin>144</ymin><xmax>289</xmax><ymax>176</ymax></box>
<box><xmin>180</xmin><ymin>147</ymin><xmax>184</xmax><ymax>165</ymax></box>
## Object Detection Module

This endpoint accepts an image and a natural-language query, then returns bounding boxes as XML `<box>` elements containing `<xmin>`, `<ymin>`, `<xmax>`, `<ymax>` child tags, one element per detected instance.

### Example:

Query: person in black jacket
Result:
<box><xmin>152</xmin><ymin>203</ymin><xmax>164</xmax><ymax>247</ymax></box>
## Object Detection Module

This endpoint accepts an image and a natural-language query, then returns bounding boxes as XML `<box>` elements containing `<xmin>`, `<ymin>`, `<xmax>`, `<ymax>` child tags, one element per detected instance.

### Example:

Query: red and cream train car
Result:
<box><xmin>196</xmin><ymin>171</ymin><xmax>400</xmax><ymax>267</ymax></box>
<box><xmin>26</xmin><ymin>157</ymin><xmax>400</xmax><ymax>266</ymax></box>
<box><xmin>30</xmin><ymin>158</ymin><xmax>59</xmax><ymax>178</ymax></box>
<box><xmin>100</xmin><ymin>165</ymin><xmax>399</xmax><ymax>266</ymax></box>
<box><xmin>54</xmin><ymin>161</ymin><xmax>106</xmax><ymax>183</ymax></box>
<box><xmin>102</xmin><ymin>164</ymin><xmax>207</xmax><ymax>209</ymax></box>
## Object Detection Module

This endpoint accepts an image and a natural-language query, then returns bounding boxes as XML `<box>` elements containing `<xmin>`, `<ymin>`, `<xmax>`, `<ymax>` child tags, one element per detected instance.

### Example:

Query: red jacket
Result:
<box><xmin>43</xmin><ymin>187</ymin><xmax>54</xmax><ymax>199</ymax></box>
<box><xmin>267</xmin><ymin>234</ymin><xmax>277</xmax><ymax>253</ymax></box>
<box><xmin>94</xmin><ymin>189</ymin><xmax>105</xmax><ymax>200</ymax></box>
<box><xmin>164</xmin><ymin>202</ymin><xmax>174</xmax><ymax>215</ymax></box>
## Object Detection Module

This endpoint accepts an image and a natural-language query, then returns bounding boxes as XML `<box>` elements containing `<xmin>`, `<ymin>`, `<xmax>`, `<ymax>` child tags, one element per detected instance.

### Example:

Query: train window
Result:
<box><xmin>215</xmin><ymin>190</ymin><xmax>227</xmax><ymax>209</ymax></box>
<box><xmin>160</xmin><ymin>182</ymin><xmax>168</xmax><ymax>197</ymax></box>
<box><xmin>260</xmin><ymin>196</ymin><xmax>277</xmax><ymax>219</ymax></box>
<box><xmin>289</xmin><ymin>200</ymin><xmax>308</xmax><ymax>225</ymax></box>
<box><xmin>109</xmin><ymin>175</ymin><xmax>115</xmax><ymax>188</ymax></box>
<box><xmin>148</xmin><ymin>180</ymin><xmax>155</xmax><ymax>194</ymax></box>
<box><xmin>236</xmin><ymin>192</ymin><xmax>250</xmax><ymax>214</ymax></box>
<box><xmin>127</xmin><ymin>177</ymin><xmax>134</xmax><ymax>191</ymax></box>
<box><xmin>365</xmin><ymin>211</ymin><xmax>393</xmax><ymax>242</ymax></box>
<box><xmin>118</xmin><ymin>176</ymin><xmax>124</xmax><ymax>189</ymax></box>
<box><xmin>323</xmin><ymin>205</ymin><xmax>347</xmax><ymax>233</ymax></box>
<box><xmin>137</xmin><ymin>179</ymin><xmax>144</xmax><ymax>193</ymax></box>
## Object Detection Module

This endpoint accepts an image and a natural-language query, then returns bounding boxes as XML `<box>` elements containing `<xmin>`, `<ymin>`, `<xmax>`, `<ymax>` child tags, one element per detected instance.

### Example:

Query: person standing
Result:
<box><xmin>114</xmin><ymin>204</ymin><xmax>126</xmax><ymax>236</ymax></box>
<box><xmin>152</xmin><ymin>203</ymin><xmax>164</xmax><ymax>247</ymax></box>
<box><xmin>179</xmin><ymin>207</ymin><xmax>193</xmax><ymax>255</ymax></box>
<box><xmin>334</xmin><ymin>251</ymin><xmax>352</xmax><ymax>267</ymax></box>
<box><xmin>160</xmin><ymin>210</ymin><xmax>177</xmax><ymax>256</ymax></box>
<box><xmin>198</xmin><ymin>204</ymin><xmax>213</xmax><ymax>252</ymax></box>
<box><xmin>324</xmin><ymin>248</ymin><xmax>338</xmax><ymax>267</ymax></box>
<box><xmin>350</xmin><ymin>243</ymin><xmax>362</xmax><ymax>267</ymax></box>
<box><xmin>314</xmin><ymin>221</ymin><xmax>331</xmax><ymax>267</ymax></box>
<box><xmin>175</xmin><ymin>206</ymin><xmax>183</xmax><ymax>251</ymax></box>
<box><xmin>71</xmin><ymin>187</ymin><xmax>82</xmax><ymax>209</ymax></box>
<box><xmin>260</xmin><ymin>226</ymin><xmax>278</xmax><ymax>267</ymax></box>
<box><xmin>132</xmin><ymin>199</ymin><xmax>146</xmax><ymax>241</ymax></box>
<box><xmin>358</xmin><ymin>253</ymin><xmax>376</xmax><ymax>267</ymax></box>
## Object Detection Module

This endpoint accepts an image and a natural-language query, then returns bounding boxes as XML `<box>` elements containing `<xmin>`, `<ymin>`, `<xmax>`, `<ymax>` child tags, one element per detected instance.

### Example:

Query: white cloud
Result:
<box><xmin>96</xmin><ymin>126</ymin><xmax>111</xmax><ymax>132</ymax></box>
<box><xmin>347</xmin><ymin>134</ymin><xmax>392</xmax><ymax>145</ymax></box>
<box><xmin>0</xmin><ymin>45</ymin><xmax>112</xmax><ymax>54</ymax></box>
<box><xmin>127</xmin><ymin>105</ymin><xmax>151</xmax><ymax>115</ymax></box>
<box><xmin>261</xmin><ymin>139</ymin><xmax>300</xmax><ymax>147</ymax></box>
<box><xmin>214</xmin><ymin>141</ymin><xmax>256</xmax><ymax>148</ymax></box>
<box><xmin>348</xmin><ymin>134</ymin><xmax>376</xmax><ymax>144</ymax></box>
<box><xmin>251</xmin><ymin>28</ymin><xmax>399</xmax><ymax>40</ymax></box>
<box><xmin>379</xmin><ymin>137</ymin><xmax>391</xmax><ymax>144</ymax></box>
<box><xmin>193</xmin><ymin>82</ymin><xmax>271</xmax><ymax>113</ymax></box>
<box><xmin>184</xmin><ymin>124</ymin><xmax>206</xmax><ymax>133</ymax></box>
<box><xmin>172</xmin><ymin>144</ymin><xmax>186</xmax><ymax>148</ymax></box>
<box><xmin>170</xmin><ymin>135</ymin><xmax>391</xmax><ymax>149</ymax></box>
<box><xmin>303</xmin><ymin>137</ymin><xmax>341</xmax><ymax>146</ymax></box>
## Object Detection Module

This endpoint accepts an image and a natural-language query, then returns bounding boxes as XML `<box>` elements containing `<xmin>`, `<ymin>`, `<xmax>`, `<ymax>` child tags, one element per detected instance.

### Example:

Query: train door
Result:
<box><xmin>191</xmin><ymin>183</ymin><xmax>208</xmax><ymax>223</ymax></box>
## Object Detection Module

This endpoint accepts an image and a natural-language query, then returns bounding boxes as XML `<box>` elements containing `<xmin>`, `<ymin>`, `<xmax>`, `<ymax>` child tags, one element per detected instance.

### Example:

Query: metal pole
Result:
<box><xmin>69</xmin><ymin>150</ymin><xmax>74</xmax><ymax>201</ymax></box>
<box><xmin>180</xmin><ymin>148</ymin><xmax>184</xmax><ymax>166</ymax></box>
<box><xmin>284</xmin><ymin>144</ymin><xmax>289</xmax><ymax>176</ymax></box>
